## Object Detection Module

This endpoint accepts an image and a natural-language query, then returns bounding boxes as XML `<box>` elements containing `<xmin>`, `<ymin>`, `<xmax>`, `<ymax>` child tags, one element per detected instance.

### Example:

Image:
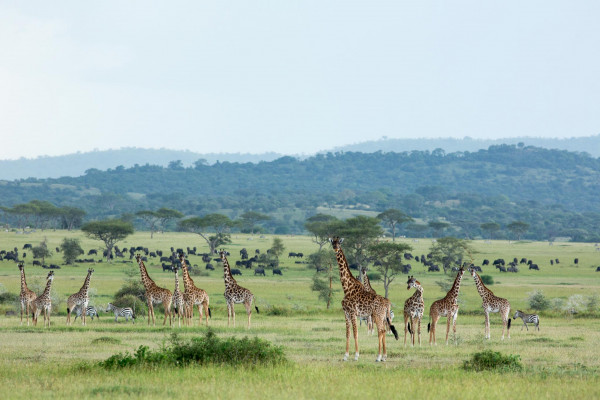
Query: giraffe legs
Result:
<box><xmin>147</xmin><ymin>301</ymin><xmax>155</xmax><ymax>326</ymax></box>
<box><xmin>163</xmin><ymin>299</ymin><xmax>172</xmax><ymax>326</ymax></box>
<box><xmin>484</xmin><ymin>311</ymin><xmax>490</xmax><ymax>339</ymax></box>
<box><xmin>376</xmin><ymin>318</ymin><xmax>386</xmax><ymax>362</ymax></box>
<box><xmin>417</xmin><ymin>316</ymin><xmax>422</xmax><ymax>346</ymax></box>
<box><xmin>351</xmin><ymin>315</ymin><xmax>359</xmax><ymax>361</ymax></box>
<box><xmin>344</xmin><ymin>312</ymin><xmax>351</xmax><ymax>361</ymax></box>
<box><xmin>403</xmin><ymin>312</ymin><xmax>410</xmax><ymax>347</ymax></box>
<box><xmin>245</xmin><ymin>301</ymin><xmax>252</xmax><ymax>329</ymax></box>
<box><xmin>429</xmin><ymin>314</ymin><xmax>440</xmax><ymax>345</ymax></box>
<box><xmin>203</xmin><ymin>302</ymin><xmax>210</xmax><ymax>326</ymax></box>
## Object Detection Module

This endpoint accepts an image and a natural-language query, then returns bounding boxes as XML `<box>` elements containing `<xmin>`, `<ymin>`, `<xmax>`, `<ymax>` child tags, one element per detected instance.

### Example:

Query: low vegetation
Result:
<box><xmin>463</xmin><ymin>350</ymin><xmax>523</xmax><ymax>372</ymax></box>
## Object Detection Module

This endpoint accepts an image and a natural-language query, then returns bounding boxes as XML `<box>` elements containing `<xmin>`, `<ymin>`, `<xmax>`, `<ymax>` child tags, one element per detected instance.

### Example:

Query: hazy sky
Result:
<box><xmin>1</xmin><ymin>1</ymin><xmax>599</xmax><ymax>160</ymax></box>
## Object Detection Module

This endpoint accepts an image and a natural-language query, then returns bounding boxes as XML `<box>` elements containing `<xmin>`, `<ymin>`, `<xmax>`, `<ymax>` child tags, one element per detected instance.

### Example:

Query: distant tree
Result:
<box><xmin>367</xmin><ymin>241</ymin><xmax>413</xmax><ymax>298</ymax></box>
<box><xmin>32</xmin><ymin>238</ymin><xmax>52</xmax><ymax>264</ymax></box>
<box><xmin>428</xmin><ymin>237</ymin><xmax>473</xmax><ymax>274</ymax></box>
<box><xmin>406</xmin><ymin>223</ymin><xmax>428</xmax><ymax>238</ymax></box>
<box><xmin>193</xmin><ymin>158</ymin><xmax>208</xmax><ymax>169</ymax></box>
<box><xmin>270</xmin><ymin>237</ymin><xmax>285</xmax><ymax>259</ymax></box>
<box><xmin>60</xmin><ymin>206</ymin><xmax>86</xmax><ymax>230</ymax></box>
<box><xmin>304</xmin><ymin>214</ymin><xmax>339</xmax><ymax>251</ymax></box>
<box><xmin>168</xmin><ymin>160</ymin><xmax>184</xmax><ymax>170</ymax></box>
<box><xmin>81</xmin><ymin>219</ymin><xmax>134</xmax><ymax>262</ymax></box>
<box><xmin>60</xmin><ymin>238</ymin><xmax>84</xmax><ymax>265</ymax></box>
<box><xmin>507</xmin><ymin>221</ymin><xmax>529</xmax><ymax>241</ymax></box>
<box><xmin>179</xmin><ymin>214</ymin><xmax>236</xmax><ymax>254</ymax></box>
<box><xmin>239</xmin><ymin>211</ymin><xmax>271</xmax><ymax>234</ymax></box>
<box><xmin>331</xmin><ymin>216</ymin><xmax>383</xmax><ymax>271</ymax></box>
<box><xmin>428</xmin><ymin>221</ymin><xmax>451</xmax><ymax>238</ymax></box>
<box><xmin>480</xmin><ymin>222</ymin><xmax>501</xmax><ymax>240</ymax></box>
<box><xmin>377</xmin><ymin>209</ymin><xmax>413</xmax><ymax>241</ymax></box>
<box><xmin>310</xmin><ymin>250</ymin><xmax>339</xmax><ymax>309</ymax></box>
<box><xmin>136</xmin><ymin>208</ymin><xmax>183</xmax><ymax>238</ymax></box>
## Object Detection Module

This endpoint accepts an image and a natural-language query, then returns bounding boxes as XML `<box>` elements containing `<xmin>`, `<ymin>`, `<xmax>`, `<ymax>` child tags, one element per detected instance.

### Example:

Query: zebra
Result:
<box><xmin>513</xmin><ymin>310</ymin><xmax>540</xmax><ymax>331</ymax></box>
<box><xmin>73</xmin><ymin>305</ymin><xmax>100</xmax><ymax>322</ymax></box>
<box><xmin>105</xmin><ymin>303</ymin><xmax>136</xmax><ymax>323</ymax></box>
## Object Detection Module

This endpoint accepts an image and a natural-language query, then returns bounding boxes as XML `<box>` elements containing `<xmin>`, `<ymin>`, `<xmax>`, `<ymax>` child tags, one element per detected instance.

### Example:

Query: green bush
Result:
<box><xmin>480</xmin><ymin>275</ymin><xmax>494</xmax><ymax>285</ymax></box>
<box><xmin>0</xmin><ymin>292</ymin><xmax>18</xmax><ymax>304</ymax></box>
<box><xmin>463</xmin><ymin>350</ymin><xmax>522</xmax><ymax>372</ymax></box>
<box><xmin>99</xmin><ymin>330</ymin><xmax>286</xmax><ymax>369</ymax></box>
<box><xmin>528</xmin><ymin>290</ymin><xmax>550</xmax><ymax>312</ymax></box>
<box><xmin>367</xmin><ymin>271</ymin><xmax>381</xmax><ymax>281</ymax></box>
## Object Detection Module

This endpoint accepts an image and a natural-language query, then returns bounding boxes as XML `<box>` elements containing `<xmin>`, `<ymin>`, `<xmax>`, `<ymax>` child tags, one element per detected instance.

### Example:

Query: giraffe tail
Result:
<box><xmin>255</xmin><ymin>306</ymin><xmax>260</xmax><ymax>314</ymax></box>
<box><xmin>407</xmin><ymin>322</ymin><xmax>412</xmax><ymax>335</ymax></box>
<box><xmin>427</xmin><ymin>322</ymin><xmax>431</xmax><ymax>333</ymax></box>
<box><xmin>508</xmin><ymin>318</ymin><xmax>512</xmax><ymax>330</ymax></box>
<box><xmin>387</xmin><ymin>317</ymin><xmax>399</xmax><ymax>340</ymax></box>
<box><xmin>208</xmin><ymin>307</ymin><xmax>212</xmax><ymax>318</ymax></box>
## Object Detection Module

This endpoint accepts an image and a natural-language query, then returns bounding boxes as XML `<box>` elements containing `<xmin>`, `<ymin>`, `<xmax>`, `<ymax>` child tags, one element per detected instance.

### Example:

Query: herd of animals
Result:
<box><xmin>7</xmin><ymin>236</ymin><xmax>551</xmax><ymax>362</ymax></box>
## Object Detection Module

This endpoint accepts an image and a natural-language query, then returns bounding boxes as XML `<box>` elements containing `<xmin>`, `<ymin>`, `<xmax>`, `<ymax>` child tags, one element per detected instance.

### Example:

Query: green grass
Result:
<box><xmin>0</xmin><ymin>231</ymin><xmax>600</xmax><ymax>398</ymax></box>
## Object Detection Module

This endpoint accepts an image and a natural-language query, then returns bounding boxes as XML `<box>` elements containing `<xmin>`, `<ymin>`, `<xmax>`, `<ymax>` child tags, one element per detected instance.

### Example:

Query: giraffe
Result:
<box><xmin>428</xmin><ymin>266</ymin><xmax>464</xmax><ymax>345</ymax></box>
<box><xmin>403</xmin><ymin>275</ymin><xmax>424</xmax><ymax>347</ymax></box>
<box><xmin>469</xmin><ymin>268</ymin><xmax>511</xmax><ymax>340</ymax></box>
<box><xmin>179</xmin><ymin>253</ymin><xmax>210</xmax><ymax>326</ymax></box>
<box><xmin>135</xmin><ymin>254</ymin><xmax>173</xmax><ymax>326</ymax></box>
<box><xmin>31</xmin><ymin>271</ymin><xmax>55</xmax><ymax>328</ymax></box>
<box><xmin>220</xmin><ymin>249</ymin><xmax>258</xmax><ymax>328</ymax></box>
<box><xmin>330</xmin><ymin>237</ymin><xmax>398</xmax><ymax>362</ymax></box>
<box><xmin>359</xmin><ymin>267</ymin><xmax>375</xmax><ymax>335</ymax></box>
<box><xmin>18</xmin><ymin>263</ymin><xmax>37</xmax><ymax>326</ymax></box>
<box><xmin>171</xmin><ymin>265</ymin><xmax>186</xmax><ymax>328</ymax></box>
<box><xmin>66</xmin><ymin>268</ymin><xmax>94</xmax><ymax>326</ymax></box>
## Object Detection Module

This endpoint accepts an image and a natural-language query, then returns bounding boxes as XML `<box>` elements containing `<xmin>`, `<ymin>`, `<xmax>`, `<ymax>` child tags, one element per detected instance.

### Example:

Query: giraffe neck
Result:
<box><xmin>174</xmin><ymin>270</ymin><xmax>180</xmax><ymax>292</ymax></box>
<box><xmin>79</xmin><ymin>270</ymin><xmax>93</xmax><ymax>297</ymax></box>
<box><xmin>362</xmin><ymin>270</ymin><xmax>373</xmax><ymax>291</ymax></box>
<box><xmin>472</xmin><ymin>272</ymin><xmax>491</xmax><ymax>299</ymax></box>
<box><xmin>179</xmin><ymin>257</ymin><xmax>194</xmax><ymax>291</ymax></box>
<box><xmin>137</xmin><ymin>259</ymin><xmax>156</xmax><ymax>289</ymax></box>
<box><xmin>41</xmin><ymin>278</ymin><xmax>53</xmax><ymax>299</ymax></box>
<box><xmin>446</xmin><ymin>272</ymin><xmax>463</xmax><ymax>302</ymax></box>
<box><xmin>221</xmin><ymin>253</ymin><xmax>236</xmax><ymax>287</ymax></box>
<box><xmin>334</xmin><ymin>248</ymin><xmax>361</xmax><ymax>294</ymax></box>
<box><xmin>414</xmin><ymin>284</ymin><xmax>424</xmax><ymax>298</ymax></box>
<box><xmin>19</xmin><ymin>267</ymin><xmax>29</xmax><ymax>295</ymax></box>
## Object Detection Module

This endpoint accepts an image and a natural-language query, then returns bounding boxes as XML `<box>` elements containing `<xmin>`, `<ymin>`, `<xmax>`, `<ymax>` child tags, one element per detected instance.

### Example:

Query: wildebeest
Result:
<box><xmin>529</xmin><ymin>264</ymin><xmax>539</xmax><ymax>270</ymax></box>
<box><xmin>273</xmin><ymin>268</ymin><xmax>282</xmax><ymax>275</ymax></box>
<box><xmin>205</xmin><ymin>263</ymin><xmax>214</xmax><ymax>270</ymax></box>
<box><xmin>254</xmin><ymin>267</ymin><xmax>265</xmax><ymax>276</ymax></box>
<box><xmin>231</xmin><ymin>269</ymin><xmax>242</xmax><ymax>275</ymax></box>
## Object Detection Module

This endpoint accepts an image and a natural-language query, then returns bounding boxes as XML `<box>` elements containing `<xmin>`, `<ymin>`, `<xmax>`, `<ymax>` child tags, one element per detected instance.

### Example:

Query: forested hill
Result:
<box><xmin>1</xmin><ymin>144</ymin><xmax>599</xmax><ymax>241</ymax></box>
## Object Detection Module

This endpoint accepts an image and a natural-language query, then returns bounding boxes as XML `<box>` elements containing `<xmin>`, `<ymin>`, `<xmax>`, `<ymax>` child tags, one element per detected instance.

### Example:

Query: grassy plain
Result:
<box><xmin>0</xmin><ymin>230</ymin><xmax>599</xmax><ymax>399</ymax></box>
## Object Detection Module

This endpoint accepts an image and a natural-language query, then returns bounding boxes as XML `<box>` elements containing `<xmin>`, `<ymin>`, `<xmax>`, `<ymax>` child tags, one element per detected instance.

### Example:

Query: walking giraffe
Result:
<box><xmin>469</xmin><ymin>268</ymin><xmax>511</xmax><ymax>339</ymax></box>
<box><xmin>403</xmin><ymin>275</ymin><xmax>424</xmax><ymax>347</ymax></box>
<box><xmin>31</xmin><ymin>271</ymin><xmax>55</xmax><ymax>328</ymax></box>
<box><xmin>18</xmin><ymin>263</ymin><xmax>37</xmax><ymax>326</ymax></box>
<box><xmin>428</xmin><ymin>266</ymin><xmax>464</xmax><ymax>345</ymax></box>
<box><xmin>171</xmin><ymin>265</ymin><xmax>186</xmax><ymax>328</ymax></box>
<box><xmin>179</xmin><ymin>253</ymin><xmax>210</xmax><ymax>326</ymax></box>
<box><xmin>66</xmin><ymin>268</ymin><xmax>94</xmax><ymax>325</ymax></box>
<box><xmin>135</xmin><ymin>254</ymin><xmax>172</xmax><ymax>326</ymax></box>
<box><xmin>359</xmin><ymin>267</ymin><xmax>375</xmax><ymax>335</ymax></box>
<box><xmin>330</xmin><ymin>237</ymin><xmax>398</xmax><ymax>362</ymax></box>
<box><xmin>220</xmin><ymin>249</ymin><xmax>258</xmax><ymax>328</ymax></box>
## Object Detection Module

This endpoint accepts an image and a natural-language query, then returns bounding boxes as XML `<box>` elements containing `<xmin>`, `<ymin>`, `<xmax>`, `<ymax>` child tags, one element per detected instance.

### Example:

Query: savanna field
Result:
<box><xmin>1</xmin><ymin>230</ymin><xmax>599</xmax><ymax>399</ymax></box>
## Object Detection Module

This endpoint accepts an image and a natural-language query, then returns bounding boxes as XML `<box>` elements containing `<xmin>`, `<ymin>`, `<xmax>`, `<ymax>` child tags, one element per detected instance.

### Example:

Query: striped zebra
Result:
<box><xmin>73</xmin><ymin>305</ymin><xmax>100</xmax><ymax>322</ymax></box>
<box><xmin>105</xmin><ymin>303</ymin><xmax>136</xmax><ymax>323</ymax></box>
<box><xmin>513</xmin><ymin>310</ymin><xmax>540</xmax><ymax>331</ymax></box>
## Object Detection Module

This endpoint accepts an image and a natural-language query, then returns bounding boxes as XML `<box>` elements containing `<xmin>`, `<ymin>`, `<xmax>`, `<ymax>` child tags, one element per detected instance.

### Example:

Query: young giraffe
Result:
<box><xmin>220</xmin><ymin>249</ymin><xmax>258</xmax><ymax>328</ymax></box>
<box><xmin>31</xmin><ymin>271</ymin><xmax>55</xmax><ymax>328</ymax></box>
<box><xmin>403</xmin><ymin>275</ymin><xmax>424</xmax><ymax>347</ymax></box>
<box><xmin>135</xmin><ymin>254</ymin><xmax>172</xmax><ymax>326</ymax></box>
<box><xmin>18</xmin><ymin>263</ymin><xmax>37</xmax><ymax>326</ymax></box>
<box><xmin>469</xmin><ymin>268</ymin><xmax>512</xmax><ymax>340</ymax></box>
<box><xmin>330</xmin><ymin>237</ymin><xmax>398</xmax><ymax>362</ymax></box>
<box><xmin>171</xmin><ymin>266</ymin><xmax>186</xmax><ymax>328</ymax></box>
<box><xmin>179</xmin><ymin>253</ymin><xmax>211</xmax><ymax>326</ymax></box>
<box><xmin>66</xmin><ymin>268</ymin><xmax>94</xmax><ymax>326</ymax></box>
<box><xmin>428</xmin><ymin>267</ymin><xmax>464</xmax><ymax>345</ymax></box>
<box><xmin>360</xmin><ymin>267</ymin><xmax>375</xmax><ymax>335</ymax></box>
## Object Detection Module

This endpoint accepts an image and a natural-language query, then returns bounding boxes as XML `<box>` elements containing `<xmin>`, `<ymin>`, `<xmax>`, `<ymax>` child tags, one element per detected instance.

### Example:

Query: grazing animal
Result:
<box><xmin>73</xmin><ymin>305</ymin><xmax>100</xmax><ymax>322</ymax></box>
<box><xmin>330</xmin><ymin>237</ymin><xmax>398</xmax><ymax>362</ymax></box>
<box><xmin>66</xmin><ymin>268</ymin><xmax>94</xmax><ymax>325</ymax></box>
<box><xmin>469</xmin><ymin>268</ymin><xmax>511</xmax><ymax>340</ymax></box>
<box><xmin>428</xmin><ymin>267</ymin><xmax>464</xmax><ymax>345</ymax></box>
<box><xmin>179</xmin><ymin>254</ymin><xmax>210</xmax><ymax>326</ymax></box>
<box><xmin>105</xmin><ymin>303</ymin><xmax>135</xmax><ymax>323</ymax></box>
<box><xmin>31</xmin><ymin>271</ymin><xmax>55</xmax><ymax>327</ymax></box>
<box><xmin>254</xmin><ymin>267</ymin><xmax>265</xmax><ymax>276</ymax></box>
<box><xmin>18</xmin><ymin>263</ymin><xmax>37</xmax><ymax>326</ymax></box>
<box><xmin>272</xmin><ymin>268</ymin><xmax>282</xmax><ymax>275</ymax></box>
<box><xmin>135</xmin><ymin>254</ymin><xmax>172</xmax><ymax>326</ymax></box>
<box><xmin>220</xmin><ymin>249</ymin><xmax>258</xmax><ymax>328</ymax></box>
<box><xmin>403</xmin><ymin>276</ymin><xmax>424</xmax><ymax>347</ymax></box>
<box><xmin>513</xmin><ymin>310</ymin><xmax>540</xmax><ymax>331</ymax></box>
<box><xmin>231</xmin><ymin>269</ymin><xmax>242</xmax><ymax>276</ymax></box>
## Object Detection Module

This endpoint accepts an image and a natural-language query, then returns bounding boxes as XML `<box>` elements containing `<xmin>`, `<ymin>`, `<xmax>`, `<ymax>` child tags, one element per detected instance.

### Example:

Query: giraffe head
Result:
<box><xmin>467</xmin><ymin>266</ymin><xmax>477</xmax><ymax>278</ymax></box>
<box><xmin>88</xmin><ymin>268</ymin><xmax>94</xmax><ymax>275</ymax></box>
<box><xmin>329</xmin><ymin>237</ymin><xmax>343</xmax><ymax>251</ymax></box>
<box><xmin>46</xmin><ymin>271</ymin><xmax>55</xmax><ymax>281</ymax></box>
<box><xmin>406</xmin><ymin>275</ymin><xmax>420</xmax><ymax>290</ymax></box>
<box><xmin>18</xmin><ymin>262</ymin><xmax>24</xmax><ymax>271</ymax></box>
<box><xmin>135</xmin><ymin>253</ymin><xmax>142</xmax><ymax>262</ymax></box>
<box><xmin>178</xmin><ymin>252</ymin><xmax>185</xmax><ymax>261</ymax></box>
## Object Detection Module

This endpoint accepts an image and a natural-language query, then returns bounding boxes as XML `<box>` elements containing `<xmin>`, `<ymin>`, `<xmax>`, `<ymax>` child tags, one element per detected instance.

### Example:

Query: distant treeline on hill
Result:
<box><xmin>1</xmin><ymin>144</ymin><xmax>599</xmax><ymax>241</ymax></box>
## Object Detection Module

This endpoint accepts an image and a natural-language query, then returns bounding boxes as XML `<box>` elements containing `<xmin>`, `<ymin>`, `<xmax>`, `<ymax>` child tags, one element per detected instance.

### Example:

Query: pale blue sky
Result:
<box><xmin>1</xmin><ymin>1</ymin><xmax>599</xmax><ymax>160</ymax></box>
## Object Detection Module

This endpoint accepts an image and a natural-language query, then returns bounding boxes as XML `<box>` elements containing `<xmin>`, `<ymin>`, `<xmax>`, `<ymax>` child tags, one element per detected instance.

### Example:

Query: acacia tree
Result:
<box><xmin>428</xmin><ymin>221</ymin><xmax>451</xmax><ymax>238</ymax></box>
<box><xmin>179</xmin><ymin>214</ymin><xmax>236</xmax><ymax>254</ymax></box>
<box><xmin>377</xmin><ymin>209</ymin><xmax>413</xmax><ymax>241</ymax></box>
<box><xmin>331</xmin><ymin>216</ymin><xmax>383</xmax><ymax>272</ymax></box>
<box><xmin>60</xmin><ymin>238</ymin><xmax>84</xmax><ymax>265</ymax></box>
<box><xmin>507</xmin><ymin>221</ymin><xmax>529</xmax><ymax>241</ymax></box>
<box><xmin>367</xmin><ymin>241</ymin><xmax>413</xmax><ymax>298</ymax></box>
<box><xmin>239</xmin><ymin>211</ymin><xmax>270</xmax><ymax>234</ymax></box>
<box><xmin>428</xmin><ymin>236</ymin><xmax>473</xmax><ymax>274</ymax></box>
<box><xmin>136</xmin><ymin>207</ymin><xmax>183</xmax><ymax>238</ymax></box>
<box><xmin>81</xmin><ymin>219</ymin><xmax>134</xmax><ymax>262</ymax></box>
<box><xmin>60</xmin><ymin>206</ymin><xmax>86</xmax><ymax>230</ymax></box>
<box><xmin>481</xmin><ymin>222</ymin><xmax>501</xmax><ymax>240</ymax></box>
<box><xmin>309</xmin><ymin>250</ymin><xmax>339</xmax><ymax>309</ymax></box>
<box><xmin>304</xmin><ymin>214</ymin><xmax>339</xmax><ymax>251</ymax></box>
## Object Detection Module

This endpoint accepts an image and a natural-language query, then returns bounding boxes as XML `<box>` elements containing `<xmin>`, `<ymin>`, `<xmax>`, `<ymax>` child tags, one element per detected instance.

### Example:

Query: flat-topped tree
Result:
<box><xmin>377</xmin><ymin>209</ymin><xmax>413</xmax><ymax>242</ymax></box>
<box><xmin>331</xmin><ymin>216</ymin><xmax>383</xmax><ymax>272</ymax></box>
<box><xmin>179</xmin><ymin>214</ymin><xmax>236</xmax><ymax>254</ymax></box>
<box><xmin>136</xmin><ymin>207</ymin><xmax>183</xmax><ymax>238</ymax></box>
<box><xmin>304</xmin><ymin>214</ymin><xmax>339</xmax><ymax>251</ymax></box>
<box><xmin>81</xmin><ymin>219</ymin><xmax>134</xmax><ymax>262</ymax></box>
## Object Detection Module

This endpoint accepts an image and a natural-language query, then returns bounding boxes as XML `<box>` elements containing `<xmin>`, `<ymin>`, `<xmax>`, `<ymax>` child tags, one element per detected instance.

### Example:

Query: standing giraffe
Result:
<box><xmin>135</xmin><ymin>254</ymin><xmax>172</xmax><ymax>326</ymax></box>
<box><xmin>403</xmin><ymin>275</ymin><xmax>424</xmax><ymax>347</ymax></box>
<box><xmin>359</xmin><ymin>267</ymin><xmax>375</xmax><ymax>335</ymax></box>
<box><xmin>31</xmin><ymin>271</ymin><xmax>55</xmax><ymax>328</ymax></box>
<box><xmin>18</xmin><ymin>263</ymin><xmax>37</xmax><ymax>326</ymax></box>
<box><xmin>66</xmin><ymin>268</ymin><xmax>94</xmax><ymax>325</ymax></box>
<box><xmin>179</xmin><ymin>253</ymin><xmax>211</xmax><ymax>326</ymax></box>
<box><xmin>469</xmin><ymin>268</ymin><xmax>511</xmax><ymax>340</ymax></box>
<box><xmin>330</xmin><ymin>237</ymin><xmax>398</xmax><ymax>362</ymax></box>
<box><xmin>428</xmin><ymin>267</ymin><xmax>464</xmax><ymax>345</ymax></box>
<box><xmin>220</xmin><ymin>249</ymin><xmax>258</xmax><ymax>328</ymax></box>
<box><xmin>171</xmin><ymin>266</ymin><xmax>186</xmax><ymax>328</ymax></box>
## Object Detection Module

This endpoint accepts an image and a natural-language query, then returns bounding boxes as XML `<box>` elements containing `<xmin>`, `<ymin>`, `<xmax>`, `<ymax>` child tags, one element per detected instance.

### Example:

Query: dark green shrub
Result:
<box><xmin>527</xmin><ymin>290</ymin><xmax>550</xmax><ymax>311</ymax></box>
<box><xmin>0</xmin><ymin>292</ymin><xmax>18</xmax><ymax>304</ymax></box>
<box><xmin>367</xmin><ymin>271</ymin><xmax>381</xmax><ymax>281</ymax></box>
<box><xmin>266</xmin><ymin>306</ymin><xmax>294</xmax><ymax>316</ymax></box>
<box><xmin>463</xmin><ymin>350</ymin><xmax>522</xmax><ymax>372</ymax></box>
<box><xmin>480</xmin><ymin>275</ymin><xmax>494</xmax><ymax>285</ymax></box>
<box><xmin>99</xmin><ymin>330</ymin><xmax>286</xmax><ymax>369</ymax></box>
